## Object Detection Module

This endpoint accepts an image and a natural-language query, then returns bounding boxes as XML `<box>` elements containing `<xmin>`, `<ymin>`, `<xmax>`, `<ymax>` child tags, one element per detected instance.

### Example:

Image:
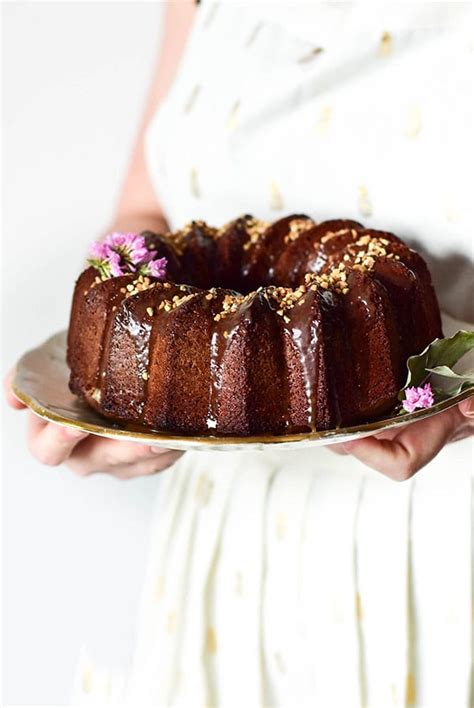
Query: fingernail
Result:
<box><xmin>459</xmin><ymin>398</ymin><xmax>474</xmax><ymax>418</ymax></box>
<box><xmin>341</xmin><ymin>441</ymin><xmax>356</xmax><ymax>452</ymax></box>
<box><xmin>62</xmin><ymin>427</ymin><xmax>88</xmax><ymax>439</ymax></box>
<box><xmin>150</xmin><ymin>446</ymin><xmax>166</xmax><ymax>454</ymax></box>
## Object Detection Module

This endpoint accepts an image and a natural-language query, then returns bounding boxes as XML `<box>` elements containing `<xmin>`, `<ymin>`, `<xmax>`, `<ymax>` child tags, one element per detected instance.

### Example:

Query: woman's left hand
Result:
<box><xmin>331</xmin><ymin>397</ymin><xmax>474</xmax><ymax>481</ymax></box>
<box><xmin>5</xmin><ymin>369</ymin><xmax>183</xmax><ymax>479</ymax></box>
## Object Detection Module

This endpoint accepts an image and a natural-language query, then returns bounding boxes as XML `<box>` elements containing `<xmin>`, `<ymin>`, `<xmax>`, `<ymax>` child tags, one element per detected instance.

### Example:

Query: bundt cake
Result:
<box><xmin>67</xmin><ymin>215</ymin><xmax>443</xmax><ymax>436</ymax></box>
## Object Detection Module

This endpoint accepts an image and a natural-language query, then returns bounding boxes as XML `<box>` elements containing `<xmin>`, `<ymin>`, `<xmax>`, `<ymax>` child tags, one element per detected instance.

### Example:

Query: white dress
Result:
<box><xmin>74</xmin><ymin>3</ymin><xmax>474</xmax><ymax>706</ymax></box>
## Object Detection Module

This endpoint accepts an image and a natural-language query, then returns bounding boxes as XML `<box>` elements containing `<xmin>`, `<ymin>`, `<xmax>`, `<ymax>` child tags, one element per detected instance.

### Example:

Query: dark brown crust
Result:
<box><xmin>67</xmin><ymin>220</ymin><xmax>443</xmax><ymax>435</ymax></box>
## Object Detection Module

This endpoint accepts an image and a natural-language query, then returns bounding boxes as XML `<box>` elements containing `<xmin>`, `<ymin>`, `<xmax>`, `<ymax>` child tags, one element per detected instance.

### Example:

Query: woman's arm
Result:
<box><xmin>111</xmin><ymin>0</ymin><xmax>196</xmax><ymax>234</ymax></box>
<box><xmin>5</xmin><ymin>1</ymin><xmax>196</xmax><ymax>478</ymax></box>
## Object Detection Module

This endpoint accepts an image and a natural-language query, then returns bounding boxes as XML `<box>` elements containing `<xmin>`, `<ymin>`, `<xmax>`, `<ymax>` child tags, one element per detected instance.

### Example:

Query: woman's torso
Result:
<box><xmin>72</xmin><ymin>5</ymin><xmax>474</xmax><ymax>706</ymax></box>
<box><xmin>146</xmin><ymin>1</ymin><xmax>474</xmax><ymax>321</ymax></box>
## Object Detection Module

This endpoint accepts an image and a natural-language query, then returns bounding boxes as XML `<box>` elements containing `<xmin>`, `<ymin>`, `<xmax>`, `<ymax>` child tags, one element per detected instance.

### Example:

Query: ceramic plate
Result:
<box><xmin>12</xmin><ymin>331</ymin><xmax>474</xmax><ymax>452</ymax></box>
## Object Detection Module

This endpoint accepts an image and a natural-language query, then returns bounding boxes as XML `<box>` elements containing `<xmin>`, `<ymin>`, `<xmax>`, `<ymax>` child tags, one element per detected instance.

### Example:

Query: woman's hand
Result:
<box><xmin>4</xmin><ymin>370</ymin><xmax>183</xmax><ymax>479</ymax></box>
<box><xmin>332</xmin><ymin>397</ymin><xmax>474</xmax><ymax>481</ymax></box>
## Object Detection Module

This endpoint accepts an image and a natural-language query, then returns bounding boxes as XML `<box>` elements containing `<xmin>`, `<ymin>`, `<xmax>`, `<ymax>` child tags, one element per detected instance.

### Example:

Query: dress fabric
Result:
<box><xmin>73</xmin><ymin>3</ymin><xmax>474</xmax><ymax>706</ymax></box>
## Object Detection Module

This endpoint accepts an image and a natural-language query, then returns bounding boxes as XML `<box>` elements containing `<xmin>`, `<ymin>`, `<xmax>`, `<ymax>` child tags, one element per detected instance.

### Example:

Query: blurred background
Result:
<box><xmin>2</xmin><ymin>3</ymin><xmax>164</xmax><ymax>704</ymax></box>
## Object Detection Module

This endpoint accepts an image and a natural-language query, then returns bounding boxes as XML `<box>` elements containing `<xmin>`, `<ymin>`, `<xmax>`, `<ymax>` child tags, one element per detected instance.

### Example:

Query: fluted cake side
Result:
<box><xmin>67</xmin><ymin>216</ymin><xmax>442</xmax><ymax>435</ymax></box>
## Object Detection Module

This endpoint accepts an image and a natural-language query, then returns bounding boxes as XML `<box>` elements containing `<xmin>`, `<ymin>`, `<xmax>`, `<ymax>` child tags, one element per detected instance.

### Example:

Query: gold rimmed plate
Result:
<box><xmin>12</xmin><ymin>331</ymin><xmax>474</xmax><ymax>452</ymax></box>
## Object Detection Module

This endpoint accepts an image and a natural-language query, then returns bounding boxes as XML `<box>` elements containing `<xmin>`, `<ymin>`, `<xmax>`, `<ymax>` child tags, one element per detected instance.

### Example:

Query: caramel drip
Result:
<box><xmin>120</xmin><ymin>306</ymin><xmax>153</xmax><ymax>418</ymax></box>
<box><xmin>207</xmin><ymin>316</ymin><xmax>230</xmax><ymax>431</ymax></box>
<box><xmin>285</xmin><ymin>293</ymin><xmax>319</xmax><ymax>430</ymax></box>
<box><xmin>206</xmin><ymin>292</ymin><xmax>254</xmax><ymax>433</ymax></box>
<box><xmin>94</xmin><ymin>275</ymin><xmax>136</xmax><ymax>400</ymax></box>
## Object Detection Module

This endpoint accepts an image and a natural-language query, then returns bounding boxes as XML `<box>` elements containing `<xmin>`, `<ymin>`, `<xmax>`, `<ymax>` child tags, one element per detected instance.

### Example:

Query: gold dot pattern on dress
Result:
<box><xmin>445</xmin><ymin>205</ymin><xmax>458</xmax><ymax>223</ymax></box>
<box><xmin>405</xmin><ymin>672</ymin><xmax>416</xmax><ymax>705</ymax></box>
<box><xmin>226</xmin><ymin>99</ymin><xmax>241</xmax><ymax>131</ymax></box>
<box><xmin>82</xmin><ymin>663</ymin><xmax>93</xmax><ymax>694</ymax></box>
<box><xmin>316</xmin><ymin>105</ymin><xmax>332</xmax><ymax>135</ymax></box>
<box><xmin>358</xmin><ymin>185</ymin><xmax>373</xmax><ymax>217</ymax></box>
<box><xmin>269</xmin><ymin>180</ymin><xmax>283</xmax><ymax>210</ymax></box>
<box><xmin>297</xmin><ymin>47</ymin><xmax>324</xmax><ymax>64</ymax></box>
<box><xmin>154</xmin><ymin>574</ymin><xmax>165</xmax><ymax>601</ymax></box>
<box><xmin>195</xmin><ymin>473</ymin><xmax>214</xmax><ymax>506</ymax></box>
<box><xmin>166</xmin><ymin>611</ymin><xmax>177</xmax><ymax>634</ymax></box>
<box><xmin>184</xmin><ymin>85</ymin><xmax>201</xmax><ymax>114</ymax></box>
<box><xmin>276</xmin><ymin>512</ymin><xmax>287</xmax><ymax>540</ymax></box>
<box><xmin>190</xmin><ymin>168</ymin><xmax>201</xmax><ymax>198</ymax></box>
<box><xmin>355</xmin><ymin>591</ymin><xmax>363</xmax><ymax>620</ymax></box>
<box><xmin>206</xmin><ymin>626</ymin><xmax>218</xmax><ymax>654</ymax></box>
<box><xmin>274</xmin><ymin>652</ymin><xmax>287</xmax><ymax>674</ymax></box>
<box><xmin>378</xmin><ymin>31</ymin><xmax>393</xmax><ymax>57</ymax></box>
<box><xmin>235</xmin><ymin>570</ymin><xmax>244</xmax><ymax>597</ymax></box>
<box><xmin>245</xmin><ymin>22</ymin><xmax>263</xmax><ymax>47</ymax></box>
<box><xmin>405</xmin><ymin>104</ymin><xmax>422</xmax><ymax>138</ymax></box>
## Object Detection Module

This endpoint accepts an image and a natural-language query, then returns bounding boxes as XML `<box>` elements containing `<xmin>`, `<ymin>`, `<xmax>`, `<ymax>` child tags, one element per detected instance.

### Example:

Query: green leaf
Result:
<box><xmin>426</xmin><ymin>365</ymin><xmax>474</xmax><ymax>396</ymax></box>
<box><xmin>398</xmin><ymin>329</ymin><xmax>474</xmax><ymax>400</ymax></box>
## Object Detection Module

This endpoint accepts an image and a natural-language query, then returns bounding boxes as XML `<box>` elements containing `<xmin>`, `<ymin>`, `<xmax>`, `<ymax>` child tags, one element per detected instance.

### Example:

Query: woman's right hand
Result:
<box><xmin>4</xmin><ymin>369</ymin><xmax>183</xmax><ymax>479</ymax></box>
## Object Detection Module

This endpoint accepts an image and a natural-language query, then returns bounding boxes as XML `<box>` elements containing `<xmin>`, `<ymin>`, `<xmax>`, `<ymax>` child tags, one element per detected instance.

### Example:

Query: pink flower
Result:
<box><xmin>147</xmin><ymin>257</ymin><xmax>167</xmax><ymax>279</ymax></box>
<box><xmin>104</xmin><ymin>233</ymin><xmax>148</xmax><ymax>263</ymax></box>
<box><xmin>89</xmin><ymin>242</ymin><xmax>108</xmax><ymax>260</ymax></box>
<box><xmin>104</xmin><ymin>232</ymin><xmax>132</xmax><ymax>249</ymax></box>
<box><xmin>87</xmin><ymin>232</ymin><xmax>167</xmax><ymax>280</ymax></box>
<box><xmin>107</xmin><ymin>251</ymin><xmax>125</xmax><ymax>277</ymax></box>
<box><xmin>402</xmin><ymin>383</ymin><xmax>435</xmax><ymax>413</ymax></box>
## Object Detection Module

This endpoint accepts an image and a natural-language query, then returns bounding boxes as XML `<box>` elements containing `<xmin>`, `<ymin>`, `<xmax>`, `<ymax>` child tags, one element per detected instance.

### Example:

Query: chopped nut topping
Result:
<box><xmin>243</xmin><ymin>218</ymin><xmax>270</xmax><ymax>250</ymax></box>
<box><xmin>304</xmin><ymin>262</ymin><xmax>352</xmax><ymax>295</ymax></box>
<box><xmin>166</xmin><ymin>220</ymin><xmax>218</xmax><ymax>253</ymax></box>
<box><xmin>284</xmin><ymin>218</ymin><xmax>315</xmax><ymax>243</ymax></box>
<box><xmin>146</xmin><ymin>307</ymin><xmax>154</xmax><ymax>316</ymax></box>
<box><xmin>159</xmin><ymin>292</ymin><xmax>195</xmax><ymax>311</ymax></box>
<box><xmin>119</xmin><ymin>277</ymin><xmax>158</xmax><ymax>299</ymax></box>
<box><xmin>320</xmin><ymin>228</ymin><xmax>351</xmax><ymax>244</ymax></box>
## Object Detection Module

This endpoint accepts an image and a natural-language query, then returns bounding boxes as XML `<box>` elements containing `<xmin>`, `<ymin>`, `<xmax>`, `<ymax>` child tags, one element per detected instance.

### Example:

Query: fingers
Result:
<box><xmin>25</xmin><ymin>413</ymin><xmax>182</xmax><ymax>478</ymax></box>
<box><xmin>341</xmin><ymin>406</ymin><xmax>463</xmax><ymax>481</ymax></box>
<box><xmin>65</xmin><ymin>436</ymin><xmax>183</xmax><ymax>478</ymax></box>
<box><xmin>106</xmin><ymin>451</ymin><xmax>183</xmax><ymax>480</ymax></box>
<box><xmin>459</xmin><ymin>395</ymin><xmax>474</xmax><ymax>419</ymax></box>
<box><xmin>328</xmin><ymin>442</ymin><xmax>350</xmax><ymax>456</ymax></box>
<box><xmin>4</xmin><ymin>369</ymin><xmax>26</xmax><ymax>410</ymax></box>
<box><xmin>27</xmin><ymin>415</ymin><xmax>89</xmax><ymax>466</ymax></box>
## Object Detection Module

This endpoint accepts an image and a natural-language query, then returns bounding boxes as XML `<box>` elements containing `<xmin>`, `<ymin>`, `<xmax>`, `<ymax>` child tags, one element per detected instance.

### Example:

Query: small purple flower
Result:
<box><xmin>104</xmin><ymin>232</ymin><xmax>130</xmax><ymax>249</ymax></box>
<box><xmin>87</xmin><ymin>232</ymin><xmax>167</xmax><ymax>281</ymax></box>
<box><xmin>89</xmin><ymin>241</ymin><xmax>108</xmax><ymax>260</ymax></box>
<box><xmin>402</xmin><ymin>383</ymin><xmax>435</xmax><ymax>413</ymax></box>
<box><xmin>147</xmin><ymin>257</ymin><xmax>167</xmax><ymax>279</ymax></box>
<box><xmin>108</xmin><ymin>250</ymin><xmax>125</xmax><ymax>277</ymax></box>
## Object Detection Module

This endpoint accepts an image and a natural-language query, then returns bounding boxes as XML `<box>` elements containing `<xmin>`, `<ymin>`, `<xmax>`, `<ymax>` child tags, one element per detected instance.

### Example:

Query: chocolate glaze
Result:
<box><xmin>68</xmin><ymin>218</ymin><xmax>443</xmax><ymax>435</ymax></box>
<box><xmin>241</xmin><ymin>214</ymin><xmax>310</xmax><ymax>291</ymax></box>
<box><xmin>275</xmin><ymin>219</ymin><xmax>363</xmax><ymax>286</ymax></box>
<box><xmin>68</xmin><ymin>268</ymin><xmax>137</xmax><ymax>406</ymax></box>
